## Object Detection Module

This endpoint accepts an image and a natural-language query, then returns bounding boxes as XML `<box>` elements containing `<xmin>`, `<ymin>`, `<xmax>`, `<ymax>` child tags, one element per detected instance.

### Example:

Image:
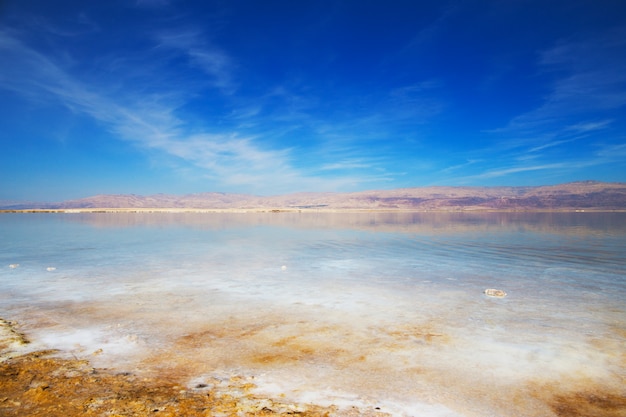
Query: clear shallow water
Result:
<box><xmin>1</xmin><ymin>212</ymin><xmax>625</xmax><ymax>416</ymax></box>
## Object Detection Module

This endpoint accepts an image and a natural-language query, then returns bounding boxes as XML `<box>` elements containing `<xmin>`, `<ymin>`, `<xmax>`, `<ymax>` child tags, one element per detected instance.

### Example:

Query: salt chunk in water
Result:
<box><xmin>484</xmin><ymin>288</ymin><xmax>507</xmax><ymax>298</ymax></box>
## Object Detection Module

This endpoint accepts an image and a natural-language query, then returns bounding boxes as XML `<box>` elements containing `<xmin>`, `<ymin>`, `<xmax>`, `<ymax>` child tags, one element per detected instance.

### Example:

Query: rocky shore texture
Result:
<box><xmin>0</xmin><ymin>319</ymin><xmax>388</xmax><ymax>417</ymax></box>
<box><xmin>2</xmin><ymin>318</ymin><xmax>626</xmax><ymax>416</ymax></box>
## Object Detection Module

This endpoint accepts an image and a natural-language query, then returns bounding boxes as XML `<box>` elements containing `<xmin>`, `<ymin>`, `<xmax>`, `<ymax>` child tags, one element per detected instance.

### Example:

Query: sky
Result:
<box><xmin>1</xmin><ymin>1</ymin><xmax>625</xmax><ymax>202</ymax></box>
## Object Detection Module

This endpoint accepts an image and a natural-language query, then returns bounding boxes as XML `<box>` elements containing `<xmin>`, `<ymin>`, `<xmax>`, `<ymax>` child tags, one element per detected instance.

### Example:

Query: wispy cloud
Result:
<box><xmin>319</xmin><ymin>159</ymin><xmax>377</xmax><ymax>172</ymax></box>
<box><xmin>155</xmin><ymin>29</ymin><xmax>236</xmax><ymax>94</ymax></box>
<box><xmin>527</xmin><ymin>138</ymin><xmax>578</xmax><ymax>153</ymax></box>
<box><xmin>502</xmin><ymin>29</ymin><xmax>626</xmax><ymax>134</ymax></box>
<box><xmin>594</xmin><ymin>143</ymin><xmax>626</xmax><ymax>159</ymax></box>
<box><xmin>469</xmin><ymin>163</ymin><xmax>569</xmax><ymax>180</ymax></box>
<box><xmin>565</xmin><ymin>120</ymin><xmax>612</xmax><ymax>132</ymax></box>
<box><xmin>0</xmin><ymin>30</ymin><xmax>358</xmax><ymax>194</ymax></box>
<box><xmin>439</xmin><ymin>159</ymin><xmax>482</xmax><ymax>174</ymax></box>
<box><xmin>470</xmin><ymin>27</ymin><xmax>626</xmax><ymax>183</ymax></box>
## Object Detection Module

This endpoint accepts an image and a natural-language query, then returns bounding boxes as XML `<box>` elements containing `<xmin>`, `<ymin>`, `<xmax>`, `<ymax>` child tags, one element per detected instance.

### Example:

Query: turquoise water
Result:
<box><xmin>1</xmin><ymin>212</ymin><xmax>625</xmax><ymax>416</ymax></box>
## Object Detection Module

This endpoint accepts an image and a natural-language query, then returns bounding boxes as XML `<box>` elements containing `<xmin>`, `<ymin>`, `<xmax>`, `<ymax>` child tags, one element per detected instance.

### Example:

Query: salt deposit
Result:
<box><xmin>484</xmin><ymin>288</ymin><xmax>506</xmax><ymax>297</ymax></box>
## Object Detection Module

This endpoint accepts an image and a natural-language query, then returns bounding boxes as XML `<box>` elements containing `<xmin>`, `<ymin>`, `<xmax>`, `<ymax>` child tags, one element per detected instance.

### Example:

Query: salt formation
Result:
<box><xmin>484</xmin><ymin>288</ymin><xmax>507</xmax><ymax>298</ymax></box>
<box><xmin>0</xmin><ymin>318</ymin><xmax>30</xmax><ymax>361</ymax></box>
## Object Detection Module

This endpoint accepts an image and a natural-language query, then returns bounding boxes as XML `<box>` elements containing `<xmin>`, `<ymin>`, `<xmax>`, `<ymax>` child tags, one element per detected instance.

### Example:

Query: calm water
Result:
<box><xmin>1</xmin><ymin>212</ymin><xmax>625</xmax><ymax>416</ymax></box>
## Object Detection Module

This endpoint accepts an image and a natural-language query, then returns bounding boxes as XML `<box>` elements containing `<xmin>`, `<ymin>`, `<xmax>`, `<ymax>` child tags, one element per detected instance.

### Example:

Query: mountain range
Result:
<box><xmin>2</xmin><ymin>181</ymin><xmax>626</xmax><ymax>211</ymax></box>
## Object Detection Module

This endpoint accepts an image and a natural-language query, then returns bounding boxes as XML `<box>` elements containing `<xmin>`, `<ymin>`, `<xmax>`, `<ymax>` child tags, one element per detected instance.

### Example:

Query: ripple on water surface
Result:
<box><xmin>1</xmin><ymin>212</ymin><xmax>625</xmax><ymax>416</ymax></box>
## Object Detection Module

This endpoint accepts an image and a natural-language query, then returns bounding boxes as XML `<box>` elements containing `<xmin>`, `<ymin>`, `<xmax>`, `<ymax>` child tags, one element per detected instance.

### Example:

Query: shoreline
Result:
<box><xmin>0</xmin><ymin>318</ymin><xmax>382</xmax><ymax>417</ymax></box>
<box><xmin>2</xmin><ymin>316</ymin><xmax>625</xmax><ymax>417</ymax></box>
<box><xmin>1</xmin><ymin>207</ymin><xmax>625</xmax><ymax>214</ymax></box>
<box><xmin>0</xmin><ymin>351</ymin><xmax>349</xmax><ymax>417</ymax></box>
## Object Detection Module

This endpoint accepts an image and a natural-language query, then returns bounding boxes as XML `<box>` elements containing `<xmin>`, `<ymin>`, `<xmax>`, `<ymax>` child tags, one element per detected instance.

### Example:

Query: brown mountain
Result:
<box><xmin>5</xmin><ymin>181</ymin><xmax>626</xmax><ymax>211</ymax></box>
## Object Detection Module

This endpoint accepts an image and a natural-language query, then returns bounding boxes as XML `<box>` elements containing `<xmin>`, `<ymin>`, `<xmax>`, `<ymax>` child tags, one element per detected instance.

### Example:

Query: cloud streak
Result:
<box><xmin>0</xmin><ymin>30</ymin><xmax>341</xmax><ymax>194</ymax></box>
<box><xmin>2</xmin><ymin>2</ymin><xmax>625</xmax><ymax>198</ymax></box>
<box><xmin>155</xmin><ymin>29</ymin><xmax>236</xmax><ymax>94</ymax></box>
<box><xmin>1</xmin><ymin>23</ymin><xmax>407</xmax><ymax>195</ymax></box>
<box><xmin>500</xmin><ymin>30</ymin><xmax>626</xmax><ymax>135</ymax></box>
<box><xmin>463</xmin><ymin>28</ymin><xmax>626</xmax><ymax>184</ymax></box>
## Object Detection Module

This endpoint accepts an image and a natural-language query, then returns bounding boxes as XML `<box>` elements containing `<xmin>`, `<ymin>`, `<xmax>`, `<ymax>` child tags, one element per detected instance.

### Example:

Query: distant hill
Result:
<box><xmin>3</xmin><ymin>181</ymin><xmax>626</xmax><ymax>211</ymax></box>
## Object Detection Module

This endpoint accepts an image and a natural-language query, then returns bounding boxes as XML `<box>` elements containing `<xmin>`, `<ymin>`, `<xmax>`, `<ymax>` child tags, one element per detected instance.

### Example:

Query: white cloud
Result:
<box><xmin>469</xmin><ymin>163</ymin><xmax>569</xmax><ymax>180</ymax></box>
<box><xmin>527</xmin><ymin>138</ymin><xmax>578</xmax><ymax>153</ymax></box>
<box><xmin>0</xmin><ymin>31</ymin><xmax>347</xmax><ymax>194</ymax></box>
<box><xmin>12</xmin><ymin>19</ymin><xmax>422</xmax><ymax>195</ymax></box>
<box><xmin>504</xmin><ymin>30</ymin><xmax>626</xmax><ymax>133</ymax></box>
<box><xmin>565</xmin><ymin>120</ymin><xmax>612</xmax><ymax>132</ymax></box>
<box><xmin>594</xmin><ymin>143</ymin><xmax>626</xmax><ymax>159</ymax></box>
<box><xmin>319</xmin><ymin>159</ymin><xmax>374</xmax><ymax>171</ymax></box>
<box><xmin>476</xmin><ymin>28</ymin><xmax>626</xmax><ymax>182</ymax></box>
<box><xmin>439</xmin><ymin>159</ymin><xmax>482</xmax><ymax>174</ymax></box>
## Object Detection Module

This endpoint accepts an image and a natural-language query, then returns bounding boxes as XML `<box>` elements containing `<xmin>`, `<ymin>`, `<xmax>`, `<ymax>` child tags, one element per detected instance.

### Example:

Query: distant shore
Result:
<box><xmin>2</xmin><ymin>182</ymin><xmax>625</xmax><ymax>212</ymax></box>
<box><xmin>2</xmin><ymin>207</ymin><xmax>625</xmax><ymax>214</ymax></box>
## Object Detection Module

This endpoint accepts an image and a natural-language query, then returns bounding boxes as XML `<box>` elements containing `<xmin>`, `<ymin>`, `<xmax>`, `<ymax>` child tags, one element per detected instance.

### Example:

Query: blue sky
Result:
<box><xmin>1</xmin><ymin>1</ymin><xmax>625</xmax><ymax>202</ymax></box>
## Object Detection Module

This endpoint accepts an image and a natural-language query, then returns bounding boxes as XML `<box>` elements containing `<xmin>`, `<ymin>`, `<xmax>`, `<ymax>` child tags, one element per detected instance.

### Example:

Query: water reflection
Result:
<box><xmin>13</xmin><ymin>211</ymin><xmax>626</xmax><ymax>236</ymax></box>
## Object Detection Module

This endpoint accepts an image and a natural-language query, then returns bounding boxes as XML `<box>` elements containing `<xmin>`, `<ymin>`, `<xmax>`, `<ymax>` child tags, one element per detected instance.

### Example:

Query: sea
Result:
<box><xmin>1</xmin><ymin>211</ymin><xmax>625</xmax><ymax>416</ymax></box>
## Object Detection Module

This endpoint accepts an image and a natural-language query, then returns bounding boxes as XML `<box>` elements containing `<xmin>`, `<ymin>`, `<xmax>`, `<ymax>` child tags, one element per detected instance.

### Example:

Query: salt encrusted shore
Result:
<box><xmin>0</xmin><ymin>318</ymin><xmax>390</xmax><ymax>417</ymax></box>
<box><xmin>2</xmin><ymin>318</ymin><xmax>626</xmax><ymax>416</ymax></box>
